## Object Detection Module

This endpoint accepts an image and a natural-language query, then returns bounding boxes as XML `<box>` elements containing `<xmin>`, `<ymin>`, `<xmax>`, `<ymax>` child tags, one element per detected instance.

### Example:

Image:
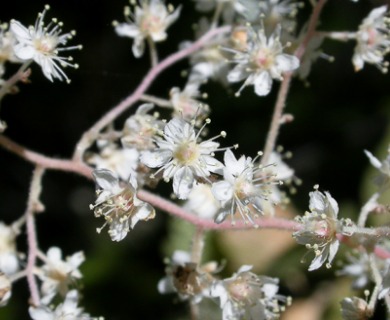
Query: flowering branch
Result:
<box><xmin>72</xmin><ymin>25</ymin><xmax>231</xmax><ymax>162</ymax></box>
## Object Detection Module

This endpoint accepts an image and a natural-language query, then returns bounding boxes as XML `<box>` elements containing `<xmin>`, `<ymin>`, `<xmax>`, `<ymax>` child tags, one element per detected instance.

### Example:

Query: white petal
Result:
<box><xmin>227</xmin><ymin>64</ymin><xmax>248</xmax><ymax>83</ymax></box>
<box><xmin>364</xmin><ymin>150</ymin><xmax>382</xmax><ymax>169</ymax></box>
<box><xmin>132</xmin><ymin>36</ymin><xmax>145</xmax><ymax>58</ymax></box>
<box><xmin>10</xmin><ymin>21</ymin><xmax>30</xmax><ymax>41</ymax></box>
<box><xmin>173</xmin><ymin>167</ymin><xmax>194</xmax><ymax>199</ymax></box>
<box><xmin>141</xmin><ymin>150</ymin><xmax>172</xmax><ymax>168</ymax></box>
<box><xmin>13</xmin><ymin>44</ymin><xmax>35</xmax><ymax>60</ymax></box>
<box><xmin>253</xmin><ymin>71</ymin><xmax>272</xmax><ymax>96</ymax></box>
<box><xmin>212</xmin><ymin>181</ymin><xmax>233</xmax><ymax>202</ymax></box>
<box><xmin>115</xmin><ymin>23</ymin><xmax>140</xmax><ymax>38</ymax></box>
<box><xmin>93</xmin><ymin>169</ymin><xmax>119</xmax><ymax>192</ymax></box>
<box><xmin>275</xmin><ymin>54</ymin><xmax>300</xmax><ymax>72</ymax></box>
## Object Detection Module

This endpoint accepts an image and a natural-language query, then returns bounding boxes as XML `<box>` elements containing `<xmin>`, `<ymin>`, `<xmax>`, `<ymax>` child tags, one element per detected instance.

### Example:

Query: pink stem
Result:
<box><xmin>25</xmin><ymin>167</ymin><xmax>45</xmax><ymax>307</ymax></box>
<box><xmin>0</xmin><ymin>135</ymin><xmax>92</xmax><ymax>178</ymax></box>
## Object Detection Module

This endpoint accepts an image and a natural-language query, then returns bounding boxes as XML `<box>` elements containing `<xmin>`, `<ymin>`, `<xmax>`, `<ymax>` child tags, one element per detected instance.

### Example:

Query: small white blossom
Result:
<box><xmin>158</xmin><ymin>250</ymin><xmax>216</xmax><ymax>303</ymax></box>
<box><xmin>91</xmin><ymin>169</ymin><xmax>155</xmax><ymax>241</ymax></box>
<box><xmin>210</xmin><ymin>265</ymin><xmax>290</xmax><ymax>320</ymax></box>
<box><xmin>226</xmin><ymin>26</ymin><xmax>299</xmax><ymax>96</ymax></box>
<box><xmin>0</xmin><ymin>222</ymin><xmax>20</xmax><ymax>276</ymax></box>
<box><xmin>87</xmin><ymin>142</ymin><xmax>139</xmax><ymax>182</ymax></box>
<box><xmin>293</xmin><ymin>190</ymin><xmax>341</xmax><ymax>271</ymax></box>
<box><xmin>121</xmin><ymin>103</ymin><xmax>164</xmax><ymax>151</ymax></box>
<box><xmin>353</xmin><ymin>6</ymin><xmax>390</xmax><ymax>73</ymax></box>
<box><xmin>114</xmin><ymin>0</ymin><xmax>181</xmax><ymax>58</ymax></box>
<box><xmin>141</xmin><ymin>117</ymin><xmax>224</xmax><ymax>199</ymax></box>
<box><xmin>212</xmin><ymin>149</ymin><xmax>275</xmax><ymax>225</ymax></box>
<box><xmin>10</xmin><ymin>5</ymin><xmax>81</xmax><ymax>83</ymax></box>
<box><xmin>29</xmin><ymin>290</ymin><xmax>96</xmax><ymax>320</ymax></box>
<box><xmin>170</xmin><ymin>81</ymin><xmax>210</xmax><ymax>122</ymax></box>
<box><xmin>38</xmin><ymin>247</ymin><xmax>84</xmax><ymax>304</ymax></box>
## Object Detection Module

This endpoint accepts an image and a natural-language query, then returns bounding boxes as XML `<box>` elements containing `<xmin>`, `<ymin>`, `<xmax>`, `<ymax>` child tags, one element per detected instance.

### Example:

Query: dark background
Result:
<box><xmin>0</xmin><ymin>0</ymin><xmax>390</xmax><ymax>319</ymax></box>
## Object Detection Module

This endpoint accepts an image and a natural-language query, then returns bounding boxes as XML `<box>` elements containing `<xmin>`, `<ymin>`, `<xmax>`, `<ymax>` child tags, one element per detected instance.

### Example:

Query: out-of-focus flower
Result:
<box><xmin>340</xmin><ymin>296</ymin><xmax>372</xmax><ymax>320</ymax></box>
<box><xmin>0</xmin><ymin>222</ymin><xmax>19</xmax><ymax>276</ymax></box>
<box><xmin>353</xmin><ymin>6</ymin><xmax>390</xmax><ymax>73</ymax></box>
<box><xmin>170</xmin><ymin>81</ymin><xmax>210</xmax><ymax>122</ymax></box>
<box><xmin>38</xmin><ymin>247</ymin><xmax>84</xmax><ymax>304</ymax></box>
<box><xmin>29</xmin><ymin>289</ymin><xmax>98</xmax><ymax>320</ymax></box>
<box><xmin>210</xmin><ymin>265</ymin><xmax>290</xmax><ymax>320</ymax></box>
<box><xmin>121</xmin><ymin>103</ymin><xmax>164</xmax><ymax>151</ymax></box>
<box><xmin>141</xmin><ymin>117</ymin><xmax>224</xmax><ymax>199</ymax></box>
<box><xmin>10</xmin><ymin>5</ymin><xmax>81</xmax><ymax>82</ymax></box>
<box><xmin>226</xmin><ymin>26</ymin><xmax>299</xmax><ymax>96</ymax></box>
<box><xmin>365</xmin><ymin>147</ymin><xmax>390</xmax><ymax>189</ymax></box>
<box><xmin>90</xmin><ymin>169</ymin><xmax>155</xmax><ymax>241</ymax></box>
<box><xmin>158</xmin><ymin>250</ymin><xmax>217</xmax><ymax>303</ymax></box>
<box><xmin>184</xmin><ymin>183</ymin><xmax>221</xmax><ymax>219</ymax></box>
<box><xmin>114</xmin><ymin>0</ymin><xmax>181</xmax><ymax>58</ymax></box>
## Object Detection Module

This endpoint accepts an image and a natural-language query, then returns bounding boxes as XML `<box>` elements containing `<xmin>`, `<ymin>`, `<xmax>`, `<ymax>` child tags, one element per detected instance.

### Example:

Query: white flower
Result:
<box><xmin>140</xmin><ymin>117</ymin><xmax>224</xmax><ymax>199</ymax></box>
<box><xmin>211</xmin><ymin>149</ymin><xmax>274</xmax><ymax>225</ymax></box>
<box><xmin>38</xmin><ymin>247</ymin><xmax>84</xmax><ymax>304</ymax></box>
<box><xmin>114</xmin><ymin>0</ymin><xmax>181</xmax><ymax>58</ymax></box>
<box><xmin>210</xmin><ymin>265</ymin><xmax>290</xmax><ymax>320</ymax></box>
<box><xmin>87</xmin><ymin>142</ymin><xmax>139</xmax><ymax>182</ymax></box>
<box><xmin>170</xmin><ymin>81</ymin><xmax>210</xmax><ymax>121</ymax></box>
<box><xmin>227</xmin><ymin>26</ymin><xmax>299</xmax><ymax>96</ymax></box>
<box><xmin>353</xmin><ymin>6</ymin><xmax>390</xmax><ymax>73</ymax></box>
<box><xmin>91</xmin><ymin>169</ymin><xmax>155</xmax><ymax>241</ymax></box>
<box><xmin>121</xmin><ymin>103</ymin><xmax>164</xmax><ymax>151</ymax></box>
<box><xmin>0</xmin><ymin>222</ymin><xmax>19</xmax><ymax>276</ymax></box>
<box><xmin>29</xmin><ymin>290</ymin><xmax>95</xmax><ymax>320</ymax></box>
<box><xmin>293</xmin><ymin>190</ymin><xmax>341</xmax><ymax>271</ymax></box>
<box><xmin>10</xmin><ymin>5</ymin><xmax>81</xmax><ymax>83</ymax></box>
<box><xmin>158</xmin><ymin>250</ymin><xmax>216</xmax><ymax>303</ymax></box>
<box><xmin>259</xmin><ymin>0</ymin><xmax>302</xmax><ymax>35</ymax></box>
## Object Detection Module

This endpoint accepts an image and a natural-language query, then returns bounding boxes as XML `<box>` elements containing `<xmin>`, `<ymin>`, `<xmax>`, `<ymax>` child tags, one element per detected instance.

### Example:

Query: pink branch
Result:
<box><xmin>138</xmin><ymin>190</ymin><xmax>302</xmax><ymax>231</ymax></box>
<box><xmin>73</xmin><ymin>25</ymin><xmax>231</xmax><ymax>161</ymax></box>
<box><xmin>0</xmin><ymin>135</ymin><xmax>92</xmax><ymax>178</ymax></box>
<box><xmin>25</xmin><ymin>167</ymin><xmax>45</xmax><ymax>307</ymax></box>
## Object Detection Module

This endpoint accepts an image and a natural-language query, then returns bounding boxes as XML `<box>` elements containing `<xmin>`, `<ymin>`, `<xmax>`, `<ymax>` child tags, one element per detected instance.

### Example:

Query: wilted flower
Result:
<box><xmin>29</xmin><ymin>290</ymin><xmax>97</xmax><ymax>320</ymax></box>
<box><xmin>226</xmin><ymin>25</ymin><xmax>299</xmax><ymax>96</ymax></box>
<box><xmin>210</xmin><ymin>265</ymin><xmax>290</xmax><ymax>320</ymax></box>
<box><xmin>90</xmin><ymin>169</ymin><xmax>155</xmax><ymax>241</ymax></box>
<box><xmin>293</xmin><ymin>189</ymin><xmax>342</xmax><ymax>271</ymax></box>
<box><xmin>158</xmin><ymin>250</ymin><xmax>216</xmax><ymax>303</ymax></box>
<box><xmin>140</xmin><ymin>117</ymin><xmax>224</xmax><ymax>199</ymax></box>
<box><xmin>37</xmin><ymin>247</ymin><xmax>84</xmax><ymax>304</ymax></box>
<box><xmin>211</xmin><ymin>149</ymin><xmax>276</xmax><ymax>225</ymax></box>
<box><xmin>114</xmin><ymin>0</ymin><xmax>181</xmax><ymax>58</ymax></box>
<box><xmin>10</xmin><ymin>5</ymin><xmax>81</xmax><ymax>82</ymax></box>
<box><xmin>353</xmin><ymin>6</ymin><xmax>390</xmax><ymax>72</ymax></box>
